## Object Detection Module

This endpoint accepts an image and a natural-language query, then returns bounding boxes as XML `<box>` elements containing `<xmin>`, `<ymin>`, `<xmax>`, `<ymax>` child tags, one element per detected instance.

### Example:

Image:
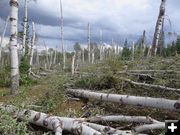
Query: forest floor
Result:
<box><xmin>0</xmin><ymin>56</ymin><xmax>180</xmax><ymax>135</ymax></box>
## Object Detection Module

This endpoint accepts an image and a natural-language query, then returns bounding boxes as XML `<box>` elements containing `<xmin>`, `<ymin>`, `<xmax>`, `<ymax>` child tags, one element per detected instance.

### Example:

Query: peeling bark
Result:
<box><xmin>67</xmin><ymin>89</ymin><xmax>180</xmax><ymax>112</ymax></box>
<box><xmin>141</xmin><ymin>30</ymin><xmax>146</xmax><ymax>57</ymax></box>
<box><xmin>152</xmin><ymin>0</ymin><xmax>166</xmax><ymax>56</ymax></box>
<box><xmin>9</xmin><ymin>0</ymin><xmax>19</xmax><ymax>95</ymax></box>
<box><xmin>147</xmin><ymin>45</ymin><xmax>152</xmax><ymax>58</ymax></box>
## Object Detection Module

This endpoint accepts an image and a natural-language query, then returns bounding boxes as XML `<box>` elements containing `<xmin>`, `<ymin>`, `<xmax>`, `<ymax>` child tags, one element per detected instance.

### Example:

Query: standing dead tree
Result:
<box><xmin>53</xmin><ymin>46</ymin><xmax>58</xmax><ymax>65</ymax></box>
<box><xmin>131</xmin><ymin>41</ymin><xmax>135</xmax><ymax>60</ymax></box>
<box><xmin>71</xmin><ymin>53</ymin><xmax>75</xmax><ymax>76</ymax></box>
<box><xmin>29</xmin><ymin>22</ymin><xmax>35</xmax><ymax>72</ymax></box>
<box><xmin>67</xmin><ymin>89</ymin><xmax>180</xmax><ymax>112</ymax></box>
<box><xmin>9</xmin><ymin>0</ymin><xmax>19</xmax><ymax>95</ymax></box>
<box><xmin>152</xmin><ymin>0</ymin><xmax>166</xmax><ymax>56</ymax></box>
<box><xmin>22</xmin><ymin>0</ymin><xmax>28</xmax><ymax>54</ymax></box>
<box><xmin>60</xmin><ymin>0</ymin><xmax>65</xmax><ymax>70</ymax></box>
<box><xmin>141</xmin><ymin>30</ymin><xmax>146</xmax><ymax>57</ymax></box>
<box><xmin>100</xmin><ymin>30</ymin><xmax>103</xmax><ymax>61</ymax></box>
<box><xmin>0</xmin><ymin>15</ymin><xmax>9</xmax><ymax>62</ymax></box>
<box><xmin>88</xmin><ymin>23</ymin><xmax>91</xmax><ymax>63</ymax></box>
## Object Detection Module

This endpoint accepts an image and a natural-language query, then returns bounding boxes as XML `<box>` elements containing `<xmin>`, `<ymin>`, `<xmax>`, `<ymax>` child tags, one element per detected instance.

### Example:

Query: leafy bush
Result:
<box><xmin>0</xmin><ymin>110</ymin><xmax>29</xmax><ymax>135</ymax></box>
<box><xmin>19</xmin><ymin>56</ymin><xmax>37</xmax><ymax>86</ymax></box>
<box><xmin>75</xmin><ymin>74</ymin><xmax>118</xmax><ymax>90</ymax></box>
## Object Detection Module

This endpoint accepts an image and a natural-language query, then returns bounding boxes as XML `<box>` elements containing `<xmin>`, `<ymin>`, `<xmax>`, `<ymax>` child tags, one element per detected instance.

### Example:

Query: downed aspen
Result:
<box><xmin>133</xmin><ymin>123</ymin><xmax>165</xmax><ymax>133</ymax></box>
<box><xmin>119</xmin><ymin>77</ymin><xmax>180</xmax><ymax>92</ymax></box>
<box><xmin>66</xmin><ymin>89</ymin><xmax>180</xmax><ymax>112</ymax></box>
<box><xmin>84</xmin><ymin>115</ymin><xmax>161</xmax><ymax>124</ymax></box>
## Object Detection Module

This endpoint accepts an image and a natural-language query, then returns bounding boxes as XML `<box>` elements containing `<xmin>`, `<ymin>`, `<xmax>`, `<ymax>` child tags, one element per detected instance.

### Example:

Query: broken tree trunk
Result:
<box><xmin>88</xmin><ymin>23</ymin><xmax>91</xmax><ymax>63</ymax></box>
<box><xmin>9</xmin><ymin>0</ymin><xmax>19</xmax><ymax>95</ymax></box>
<box><xmin>0</xmin><ymin>15</ymin><xmax>9</xmax><ymax>61</ymax></box>
<box><xmin>131</xmin><ymin>41</ymin><xmax>135</xmax><ymax>61</ymax></box>
<box><xmin>22</xmin><ymin>0</ymin><xmax>28</xmax><ymax>54</ymax></box>
<box><xmin>0</xmin><ymin>104</ymin><xmax>102</xmax><ymax>135</ymax></box>
<box><xmin>141</xmin><ymin>30</ymin><xmax>146</xmax><ymax>57</ymax></box>
<box><xmin>82</xmin><ymin>48</ymin><xmax>84</xmax><ymax>63</ymax></box>
<box><xmin>147</xmin><ymin>45</ymin><xmax>152</xmax><ymax>58</ymax></box>
<box><xmin>66</xmin><ymin>89</ymin><xmax>180</xmax><ymax>112</ymax></box>
<box><xmin>0</xmin><ymin>104</ymin><xmax>146</xmax><ymax>135</ymax></box>
<box><xmin>92</xmin><ymin>45</ymin><xmax>94</xmax><ymax>64</ymax></box>
<box><xmin>119</xmin><ymin>77</ymin><xmax>180</xmax><ymax>92</ymax></box>
<box><xmin>53</xmin><ymin>46</ymin><xmax>57</xmax><ymax>65</ymax></box>
<box><xmin>60</xmin><ymin>0</ymin><xmax>65</xmax><ymax>70</ymax></box>
<box><xmin>152</xmin><ymin>0</ymin><xmax>166</xmax><ymax>56</ymax></box>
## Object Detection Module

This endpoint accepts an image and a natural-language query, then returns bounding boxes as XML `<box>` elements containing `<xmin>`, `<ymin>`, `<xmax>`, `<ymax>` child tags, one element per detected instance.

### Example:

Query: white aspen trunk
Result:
<box><xmin>53</xmin><ymin>46</ymin><xmax>57</xmax><ymax>65</ymax></box>
<box><xmin>147</xmin><ymin>45</ymin><xmax>152</xmax><ymax>58</ymax></box>
<box><xmin>82</xmin><ymin>48</ymin><xmax>84</xmax><ymax>63</ymax></box>
<box><xmin>36</xmin><ymin>49</ymin><xmax>39</xmax><ymax>66</ymax></box>
<box><xmin>22</xmin><ymin>0</ymin><xmax>28</xmax><ymax>54</ymax></box>
<box><xmin>49</xmin><ymin>51</ymin><xmax>53</xmax><ymax>68</ymax></box>
<box><xmin>0</xmin><ymin>15</ymin><xmax>9</xmax><ymax>61</ymax></box>
<box><xmin>141</xmin><ymin>30</ymin><xmax>146</xmax><ymax>57</ymax></box>
<box><xmin>116</xmin><ymin>45</ymin><xmax>118</xmax><ymax>56</ymax></box>
<box><xmin>67</xmin><ymin>89</ymin><xmax>180</xmax><ymax>112</ymax></box>
<box><xmin>60</xmin><ymin>0</ymin><xmax>65</xmax><ymax>70</ymax></box>
<box><xmin>29</xmin><ymin>22</ymin><xmax>35</xmax><ymax>72</ymax></box>
<box><xmin>100</xmin><ymin>30</ymin><xmax>103</xmax><ymax>61</ymax></box>
<box><xmin>152</xmin><ymin>0</ymin><xmax>166</xmax><ymax>56</ymax></box>
<box><xmin>88</xmin><ymin>23</ymin><xmax>91</xmax><ymax>63</ymax></box>
<box><xmin>84</xmin><ymin>115</ymin><xmax>161</xmax><ymax>124</ymax></box>
<box><xmin>71</xmin><ymin>53</ymin><xmax>75</xmax><ymax>76</ymax></box>
<box><xmin>132</xmin><ymin>41</ymin><xmax>135</xmax><ymax>61</ymax></box>
<box><xmin>134</xmin><ymin>123</ymin><xmax>165</xmax><ymax>133</ymax></box>
<box><xmin>9</xmin><ymin>0</ymin><xmax>19</xmax><ymax>95</ymax></box>
<box><xmin>45</xmin><ymin>45</ymin><xmax>50</xmax><ymax>69</ymax></box>
<box><xmin>0</xmin><ymin>104</ymin><xmax>101</xmax><ymax>135</ymax></box>
<box><xmin>91</xmin><ymin>45</ymin><xmax>94</xmax><ymax>64</ymax></box>
<box><xmin>111</xmin><ymin>38</ymin><xmax>114</xmax><ymax>56</ymax></box>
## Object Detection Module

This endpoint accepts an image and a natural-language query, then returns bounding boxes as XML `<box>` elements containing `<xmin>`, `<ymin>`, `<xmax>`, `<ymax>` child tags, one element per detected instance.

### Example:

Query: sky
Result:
<box><xmin>0</xmin><ymin>0</ymin><xmax>180</xmax><ymax>51</ymax></box>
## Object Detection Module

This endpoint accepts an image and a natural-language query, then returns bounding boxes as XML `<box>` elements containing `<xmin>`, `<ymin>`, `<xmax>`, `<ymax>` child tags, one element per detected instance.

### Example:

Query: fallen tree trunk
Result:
<box><xmin>133</xmin><ymin>123</ymin><xmax>165</xmax><ymax>133</ymax></box>
<box><xmin>83</xmin><ymin>115</ymin><xmax>162</xmax><ymax>124</ymax></box>
<box><xmin>0</xmin><ymin>104</ymin><xmax>145</xmax><ymax>135</ymax></box>
<box><xmin>119</xmin><ymin>77</ymin><xmax>180</xmax><ymax>92</ymax></box>
<box><xmin>66</xmin><ymin>89</ymin><xmax>180</xmax><ymax>112</ymax></box>
<box><xmin>117</xmin><ymin>70</ymin><xmax>180</xmax><ymax>74</ymax></box>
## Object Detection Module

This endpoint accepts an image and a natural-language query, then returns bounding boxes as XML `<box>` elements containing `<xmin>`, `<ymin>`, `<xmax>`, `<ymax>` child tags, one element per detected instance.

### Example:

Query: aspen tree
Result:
<box><xmin>9</xmin><ymin>0</ymin><xmax>19</xmax><ymax>95</ymax></box>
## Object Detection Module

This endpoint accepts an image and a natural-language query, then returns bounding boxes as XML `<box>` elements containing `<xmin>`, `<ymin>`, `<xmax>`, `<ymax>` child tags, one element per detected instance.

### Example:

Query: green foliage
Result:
<box><xmin>75</xmin><ymin>73</ymin><xmax>118</xmax><ymax>90</ymax></box>
<box><xmin>0</xmin><ymin>64</ymin><xmax>10</xmax><ymax>87</ymax></box>
<box><xmin>19</xmin><ymin>56</ymin><xmax>37</xmax><ymax>86</ymax></box>
<box><xmin>0</xmin><ymin>110</ymin><xmax>29</xmax><ymax>135</ymax></box>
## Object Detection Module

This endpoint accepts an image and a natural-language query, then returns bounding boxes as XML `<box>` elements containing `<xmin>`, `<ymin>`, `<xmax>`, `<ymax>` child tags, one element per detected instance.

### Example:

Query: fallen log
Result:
<box><xmin>133</xmin><ymin>123</ymin><xmax>165</xmax><ymax>133</ymax></box>
<box><xmin>117</xmin><ymin>70</ymin><xmax>180</xmax><ymax>74</ymax></box>
<box><xmin>83</xmin><ymin>115</ymin><xmax>161</xmax><ymax>124</ymax></box>
<box><xmin>66</xmin><ymin>89</ymin><xmax>180</xmax><ymax>112</ymax></box>
<box><xmin>30</xmin><ymin>72</ymin><xmax>41</xmax><ymax>79</ymax></box>
<box><xmin>0</xmin><ymin>104</ymin><xmax>142</xmax><ymax>135</ymax></box>
<box><xmin>119</xmin><ymin>77</ymin><xmax>180</xmax><ymax>92</ymax></box>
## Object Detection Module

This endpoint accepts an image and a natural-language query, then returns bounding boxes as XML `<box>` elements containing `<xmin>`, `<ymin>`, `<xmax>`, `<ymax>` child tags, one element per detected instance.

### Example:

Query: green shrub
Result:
<box><xmin>0</xmin><ymin>64</ymin><xmax>10</xmax><ymax>87</ymax></box>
